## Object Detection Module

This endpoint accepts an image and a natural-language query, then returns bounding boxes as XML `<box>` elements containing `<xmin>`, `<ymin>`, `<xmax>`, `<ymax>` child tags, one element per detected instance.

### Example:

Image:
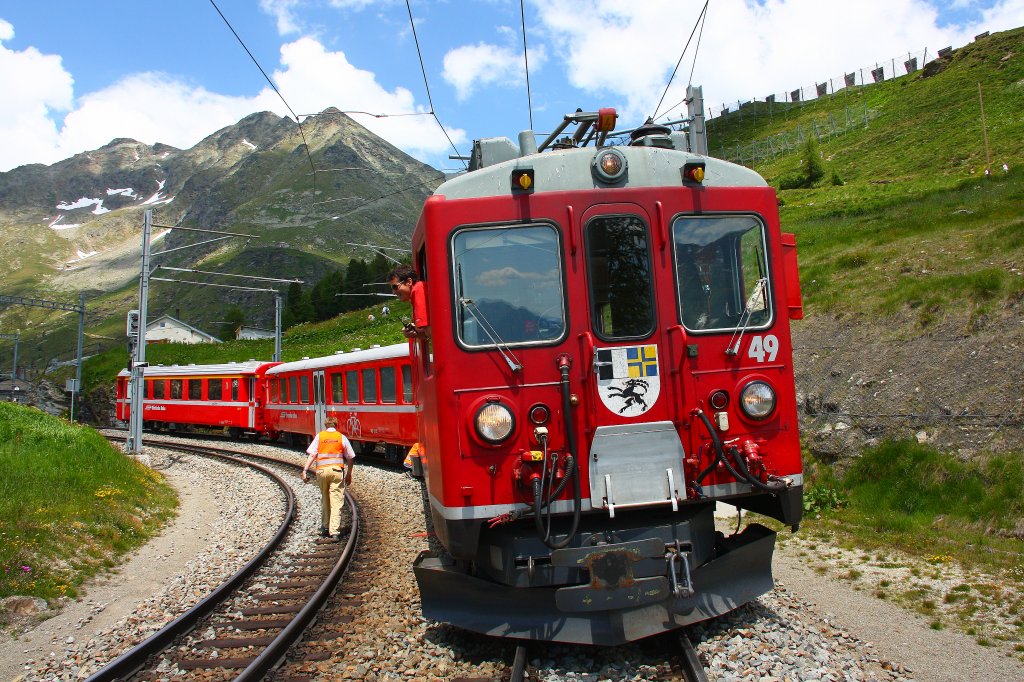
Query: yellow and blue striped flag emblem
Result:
<box><xmin>627</xmin><ymin>345</ymin><xmax>658</xmax><ymax>378</ymax></box>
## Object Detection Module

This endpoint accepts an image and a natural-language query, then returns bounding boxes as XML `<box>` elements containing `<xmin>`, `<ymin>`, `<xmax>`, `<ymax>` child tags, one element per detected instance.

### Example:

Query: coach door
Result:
<box><xmin>581</xmin><ymin>204</ymin><xmax>686</xmax><ymax>513</ymax></box>
<box><xmin>312</xmin><ymin>369</ymin><xmax>327</xmax><ymax>432</ymax></box>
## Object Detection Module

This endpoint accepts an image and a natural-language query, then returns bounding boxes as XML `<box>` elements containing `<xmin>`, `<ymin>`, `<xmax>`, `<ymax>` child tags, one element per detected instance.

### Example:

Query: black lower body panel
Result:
<box><xmin>413</xmin><ymin>523</ymin><xmax>775</xmax><ymax>645</ymax></box>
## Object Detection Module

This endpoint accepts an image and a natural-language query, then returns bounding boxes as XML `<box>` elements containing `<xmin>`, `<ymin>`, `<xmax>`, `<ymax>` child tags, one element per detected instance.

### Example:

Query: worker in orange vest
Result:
<box><xmin>404</xmin><ymin>441</ymin><xmax>424</xmax><ymax>470</ymax></box>
<box><xmin>301</xmin><ymin>416</ymin><xmax>355</xmax><ymax>540</ymax></box>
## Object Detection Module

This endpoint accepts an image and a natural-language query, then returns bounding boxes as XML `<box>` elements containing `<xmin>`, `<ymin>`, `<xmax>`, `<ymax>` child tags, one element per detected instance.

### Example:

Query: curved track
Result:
<box><xmin>88</xmin><ymin>436</ymin><xmax>359</xmax><ymax>681</ymax></box>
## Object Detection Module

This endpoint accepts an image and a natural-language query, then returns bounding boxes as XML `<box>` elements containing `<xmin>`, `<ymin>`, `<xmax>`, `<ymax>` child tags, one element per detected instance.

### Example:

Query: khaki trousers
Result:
<box><xmin>316</xmin><ymin>466</ymin><xmax>346</xmax><ymax>535</ymax></box>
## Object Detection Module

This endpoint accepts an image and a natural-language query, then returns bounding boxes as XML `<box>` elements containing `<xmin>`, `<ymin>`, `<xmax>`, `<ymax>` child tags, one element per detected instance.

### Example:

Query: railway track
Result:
<box><xmin>90</xmin><ymin>436</ymin><xmax>359</xmax><ymax>681</ymax></box>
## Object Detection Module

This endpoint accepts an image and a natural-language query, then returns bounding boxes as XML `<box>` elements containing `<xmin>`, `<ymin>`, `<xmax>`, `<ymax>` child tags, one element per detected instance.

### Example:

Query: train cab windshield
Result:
<box><xmin>673</xmin><ymin>215</ymin><xmax>773</xmax><ymax>332</ymax></box>
<box><xmin>452</xmin><ymin>224</ymin><xmax>566</xmax><ymax>347</ymax></box>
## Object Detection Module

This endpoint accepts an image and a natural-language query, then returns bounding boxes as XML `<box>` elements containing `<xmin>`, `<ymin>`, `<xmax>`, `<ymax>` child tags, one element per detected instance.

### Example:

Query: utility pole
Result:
<box><xmin>126</xmin><ymin>211</ymin><xmax>153</xmax><ymax>457</ymax></box>
<box><xmin>127</xmin><ymin>212</ymin><xmax>287</xmax><ymax>457</ymax></box>
<box><xmin>686</xmin><ymin>85</ymin><xmax>708</xmax><ymax>156</ymax></box>
<box><xmin>0</xmin><ymin>295</ymin><xmax>85</xmax><ymax>418</ymax></box>
<box><xmin>72</xmin><ymin>292</ymin><xmax>84</xmax><ymax>422</ymax></box>
<box><xmin>274</xmin><ymin>294</ymin><xmax>283</xmax><ymax>362</ymax></box>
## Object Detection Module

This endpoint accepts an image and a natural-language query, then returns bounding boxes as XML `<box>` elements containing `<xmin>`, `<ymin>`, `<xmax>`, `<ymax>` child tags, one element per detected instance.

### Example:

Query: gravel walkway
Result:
<box><xmin>3</xmin><ymin>435</ymin><xmax>1021</xmax><ymax>681</ymax></box>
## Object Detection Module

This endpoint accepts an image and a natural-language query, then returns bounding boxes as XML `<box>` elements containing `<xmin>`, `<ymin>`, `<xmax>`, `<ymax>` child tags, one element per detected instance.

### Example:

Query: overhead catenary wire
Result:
<box><xmin>404</xmin><ymin>0</ymin><xmax>467</xmax><ymax>169</ymax></box>
<box><xmin>207</xmin><ymin>0</ymin><xmax>319</xmax><ymax>205</ymax></box>
<box><xmin>520</xmin><ymin>0</ymin><xmax>534</xmax><ymax>131</ymax></box>
<box><xmin>652</xmin><ymin>0</ymin><xmax>709</xmax><ymax>121</ymax></box>
<box><xmin>656</xmin><ymin>2</ymin><xmax>710</xmax><ymax>123</ymax></box>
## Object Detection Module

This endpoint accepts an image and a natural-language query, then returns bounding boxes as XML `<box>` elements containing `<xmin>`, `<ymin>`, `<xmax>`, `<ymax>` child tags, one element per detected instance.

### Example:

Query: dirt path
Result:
<box><xmin>0</xmin><ymin>461</ymin><xmax>219</xmax><ymax>682</ymax></box>
<box><xmin>773</xmin><ymin>543</ymin><xmax>1024</xmax><ymax>682</ymax></box>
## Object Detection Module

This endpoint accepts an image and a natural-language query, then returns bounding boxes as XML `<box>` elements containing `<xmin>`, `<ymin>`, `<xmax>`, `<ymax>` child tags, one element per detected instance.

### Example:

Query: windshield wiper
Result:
<box><xmin>460</xmin><ymin>298</ymin><xmax>523</xmax><ymax>372</ymax></box>
<box><xmin>726</xmin><ymin>277</ymin><xmax>768</xmax><ymax>357</ymax></box>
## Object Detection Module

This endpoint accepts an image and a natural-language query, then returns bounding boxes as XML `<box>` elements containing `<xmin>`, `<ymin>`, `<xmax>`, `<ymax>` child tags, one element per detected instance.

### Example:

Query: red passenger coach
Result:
<box><xmin>410</xmin><ymin>113</ymin><xmax>805</xmax><ymax>644</ymax></box>
<box><xmin>262</xmin><ymin>344</ymin><xmax>416</xmax><ymax>461</ymax></box>
<box><xmin>115</xmin><ymin>361</ymin><xmax>278</xmax><ymax>437</ymax></box>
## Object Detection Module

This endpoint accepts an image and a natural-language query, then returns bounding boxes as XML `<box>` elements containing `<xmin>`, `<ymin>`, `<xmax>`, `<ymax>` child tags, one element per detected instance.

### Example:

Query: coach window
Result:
<box><xmin>362</xmin><ymin>368</ymin><xmax>378</xmax><ymax>404</ymax></box>
<box><xmin>452</xmin><ymin>224</ymin><xmax>565</xmax><ymax>348</ymax></box>
<box><xmin>289</xmin><ymin>376</ymin><xmax>298</xmax><ymax>404</ymax></box>
<box><xmin>171</xmin><ymin>379</ymin><xmax>182</xmax><ymax>400</ymax></box>
<box><xmin>380</xmin><ymin>366</ymin><xmax>396</xmax><ymax>403</ymax></box>
<box><xmin>300</xmin><ymin>375</ymin><xmax>310</xmax><ymax>403</ymax></box>
<box><xmin>231</xmin><ymin>378</ymin><xmax>240</xmax><ymax>401</ymax></box>
<box><xmin>153</xmin><ymin>380</ymin><xmax>165</xmax><ymax>399</ymax></box>
<box><xmin>673</xmin><ymin>215</ymin><xmax>771</xmax><ymax>332</ymax></box>
<box><xmin>345</xmin><ymin>370</ymin><xmax>359</xmax><ymax>404</ymax></box>
<box><xmin>208</xmin><ymin>378</ymin><xmax>223</xmax><ymax>400</ymax></box>
<box><xmin>585</xmin><ymin>215</ymin><xmax>655</xmax><ymax>339</ymax></box>
<box><xmin>401</xmin><ymin>365</ymin><xmax>413</xmax><ymax>403</ymax></box>
<box><xmin>331</xmin><ymin>373</ymin><xmax>344</xmax><ymax>403</ymax></box>
<box><xmin>189</xmin><ymin>379</ymin><xmax>202</xmax><ymax>400</ymax></box>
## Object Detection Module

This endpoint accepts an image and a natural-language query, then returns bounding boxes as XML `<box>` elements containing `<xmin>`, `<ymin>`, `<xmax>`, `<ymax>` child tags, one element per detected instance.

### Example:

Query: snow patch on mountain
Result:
<box><xmin>107</xmin><ymin>187</ymin><xmax>138</xmax><ymax>199</ymax></box>
<box><xmin>56</xmin><ymin>197</ymin><xmax>110</xmax><ymax>215</ymax></box>
<box><xmin>49</xmin><ymin>215</ymin><xmax>82</xmax><ymax>230</ymax></box>
<box><xmin>67</xmin><ymin>249</ymin><xmax>98</xmax><ymax>264</ymax></box>
<box><xmin>141</xmin><ymin>180</ymin><xmax>174</xmax><ymax>206</ymax></box>
<box><xmin>242</xmin><ymin>139</ymin><xmax>258</xmax><ymax>151</ymax></box>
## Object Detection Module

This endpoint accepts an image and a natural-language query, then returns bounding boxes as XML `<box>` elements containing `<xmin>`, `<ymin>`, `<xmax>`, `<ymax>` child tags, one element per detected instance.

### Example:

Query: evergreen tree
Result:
<box><xmin>342</xmin><ymin>259</ymin><xmax>370</xmax><ymax>313</ymax></box>
<box><xmin>285</xmin><ymin>281</ymin><xmax>314</xmax><ymax>326</ymax></box>
<box><xmin>219</xmin><ymin>305</ymin><xmax>245</xmax><ymax>341</ymax></box>
<box><xmin>803</xmin><ymin>136</ymin><xmax>826</xmax><ymax>186</ymax></box>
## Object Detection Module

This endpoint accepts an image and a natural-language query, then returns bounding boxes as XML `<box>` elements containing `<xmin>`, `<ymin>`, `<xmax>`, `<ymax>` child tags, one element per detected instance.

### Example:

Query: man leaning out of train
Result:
<box><xmin>387</xmin><ymin>264</ymin><xmax>429</xmax><ymax>339</ymax></box>
<box><xmin>301</xmin><ymin>416</ymin><xmax>355</xmax><ymax>540</ymax></box>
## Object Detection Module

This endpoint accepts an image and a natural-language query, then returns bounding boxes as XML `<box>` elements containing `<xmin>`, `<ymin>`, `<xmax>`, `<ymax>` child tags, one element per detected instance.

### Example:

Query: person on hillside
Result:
<box><xmin>301</xmin><ymin>416</ymin><xmax>355</xmax><ymax>540</ymax></box>
<box><xmin>387</xmin><ymin>264</ymin><xmax>429</xmax><ymax>339</ymax></box>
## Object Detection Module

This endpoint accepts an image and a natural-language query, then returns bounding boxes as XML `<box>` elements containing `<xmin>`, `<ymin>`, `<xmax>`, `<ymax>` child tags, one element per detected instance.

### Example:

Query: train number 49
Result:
<box><xmin>748</xmin><ymin>335</ymin><xmax>779</xmax><ymax>363</ymax></box>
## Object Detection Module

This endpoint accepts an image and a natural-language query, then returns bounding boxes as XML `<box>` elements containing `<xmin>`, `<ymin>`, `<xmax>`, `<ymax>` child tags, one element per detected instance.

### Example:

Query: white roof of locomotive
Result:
<box><xmin>117</xmin><ymin>360</ymin><xmax>271</xmax><ymax>378</ymax></box>
<box><xmin>436</xmin><ymin>142</ymin><xmax>766</xmax><ymax>201</ymax></box>
<box><xmin>265</xmin><ymin>343</ymin><xmax>408</xmax><ymax>375</ymax></box>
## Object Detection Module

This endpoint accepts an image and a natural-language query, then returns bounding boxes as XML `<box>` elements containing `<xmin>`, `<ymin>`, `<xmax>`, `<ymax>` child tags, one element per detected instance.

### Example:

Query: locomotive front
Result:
<box><xmin>410</xmin><ymin>113</ymin><xmax>804</xmax><ymax>645</ymax></box>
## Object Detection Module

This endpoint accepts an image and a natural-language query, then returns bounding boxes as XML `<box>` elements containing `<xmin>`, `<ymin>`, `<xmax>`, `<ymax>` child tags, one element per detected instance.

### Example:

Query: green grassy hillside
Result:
<box><xmin>0</xmin><ymin>403</ymin><xmax>175</xmax><ymax>602</ymax></box>
<box><xmin>707</xmin><ymin>27</ymin><xmax>1024</xmax><ymax>320</ymax></box>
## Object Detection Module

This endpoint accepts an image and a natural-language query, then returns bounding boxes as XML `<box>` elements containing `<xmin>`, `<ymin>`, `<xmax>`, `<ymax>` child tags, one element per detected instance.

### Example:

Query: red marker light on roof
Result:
<box><xmin>683</xmin><ymin>162</ymin><xmax>706</xmax><ymax>184</ymax></box>
<box><xmin>597</xmin><ymin>107</ymin><xmax>617</xmax><ymax>132</ymax></box>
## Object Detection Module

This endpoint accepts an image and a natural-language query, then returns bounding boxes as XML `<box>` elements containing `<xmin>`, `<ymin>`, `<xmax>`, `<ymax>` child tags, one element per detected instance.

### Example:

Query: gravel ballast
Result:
<box><xmin>3</xmin><ymin>435</ymin><xmax>1022</xmax><ymax>680</ymax></box>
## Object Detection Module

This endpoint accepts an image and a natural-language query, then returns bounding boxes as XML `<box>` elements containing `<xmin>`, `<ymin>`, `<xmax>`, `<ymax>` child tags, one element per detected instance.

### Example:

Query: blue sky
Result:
<box><xmin>1</xmin><ymin>0</ymin><xmax>1021</xmax><ymax>173</ymax></box>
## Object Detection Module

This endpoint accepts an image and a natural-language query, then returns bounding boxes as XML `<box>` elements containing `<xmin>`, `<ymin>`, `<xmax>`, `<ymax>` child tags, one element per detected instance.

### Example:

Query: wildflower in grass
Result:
<box><xmin>21</xmin><ymin>565</ymin><xmax>31</xmax><ymax>573</ymax></box>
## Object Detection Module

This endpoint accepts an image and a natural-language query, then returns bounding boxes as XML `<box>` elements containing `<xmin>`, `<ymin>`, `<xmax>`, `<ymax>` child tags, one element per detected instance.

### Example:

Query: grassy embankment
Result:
<box><xmin>0</xmin><ymin>402</ymin><xmax>176</xmax><ymax>608</ymax></box>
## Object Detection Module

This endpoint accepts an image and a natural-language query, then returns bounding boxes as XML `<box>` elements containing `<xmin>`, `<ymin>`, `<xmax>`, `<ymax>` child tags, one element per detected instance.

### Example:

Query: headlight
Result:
<box><xmin>739</xmin><ymin>381</ymin><xmax>776</xmax><ymax>420</ymax></box>
<box><xmin>475</xmin><ymin>402</ymin><xmax>515</xmax><ymax>443</ymax></box>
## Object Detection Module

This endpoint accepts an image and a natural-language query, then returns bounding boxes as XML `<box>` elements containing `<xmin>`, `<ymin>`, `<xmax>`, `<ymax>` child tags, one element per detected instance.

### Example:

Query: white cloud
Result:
<box><xmin>269</xmin><ymin>37</ymin><xmax>465</xmax><ymax>159</ymax></box>
<box><xmin>531</xmin><ymin>0</ymin><xmax>1024</xmax><ymax>124</ymax></box>
<box><xmin>52</xmin><ymin>72</ymin><xmax>280</xmax><ymax>163</ymax></box>
<box><xmin>0</xmin><ymin>28</ymin><xmax>462</xmax><ymax>172</ymax></box>
<box><xmin>260</xmin><ymin>0</ymin><xmax>303</xmax><ymax>35</ymax></box>
<box><xmin>442</xmin><ymin>41</ymin><xmax>547</xmax><ymax>101</ymax></box>
<box><xmin>0</xmin><ymin>19</ymin><xmax>74</xmax><ymax>171</ymax></box>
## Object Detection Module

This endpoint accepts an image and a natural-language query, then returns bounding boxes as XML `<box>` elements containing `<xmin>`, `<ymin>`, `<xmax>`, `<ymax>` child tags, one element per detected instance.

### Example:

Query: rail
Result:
<box><xmin>88</xmin><ymin>436</ymin><xmax>359</xmax><ymax>681</ymax></box>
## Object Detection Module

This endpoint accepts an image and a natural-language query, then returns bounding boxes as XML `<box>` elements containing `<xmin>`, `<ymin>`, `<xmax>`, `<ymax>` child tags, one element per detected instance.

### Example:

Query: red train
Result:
<box><xmin>115</xmin><ymin>344</ymin><xmax>417</xmax><ymax>461</ymax></box>
<box><xmin>409</xmin><ymin>111</ymin><xmax>805</xmax><ymax>645</ymax></box>
<box><xmin>262</xmin><ymin>344</ymin><xmax>416</xmax><ymax>462</ymax></box>
<box><xmin>115</xmin><ymin>361</ymin><xmax>277</xmax><ymax>438</ymax></box>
